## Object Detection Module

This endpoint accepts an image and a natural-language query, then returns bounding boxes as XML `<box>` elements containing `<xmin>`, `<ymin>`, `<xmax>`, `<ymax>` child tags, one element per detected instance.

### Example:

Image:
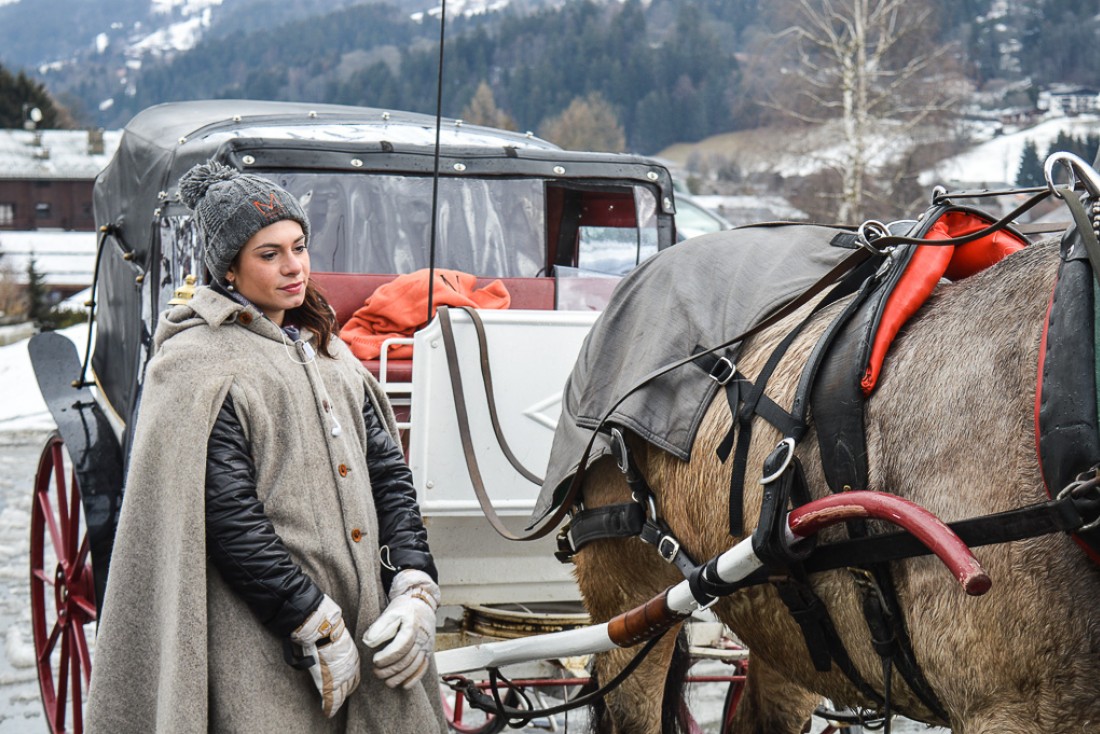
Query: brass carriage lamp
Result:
<box><xmin>168</xmin><ymin>274</ymin><xmax>198</xmax><ymax>305</ymax></box>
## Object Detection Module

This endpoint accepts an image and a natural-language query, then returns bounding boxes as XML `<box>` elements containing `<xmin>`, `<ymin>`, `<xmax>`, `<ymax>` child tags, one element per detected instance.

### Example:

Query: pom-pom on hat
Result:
<box><xmin>177</xmin><ymin>160</ymin><xmax>310</xmax><ymax>283</ymax></box>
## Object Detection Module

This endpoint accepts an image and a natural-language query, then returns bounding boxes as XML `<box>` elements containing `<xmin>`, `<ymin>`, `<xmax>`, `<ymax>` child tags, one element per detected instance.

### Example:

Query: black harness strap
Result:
<box><xmin>703</xmin><ymin>477</ymin><xmax>1100</xmax><ymax>595</ymax></box>
<box><xmin>686</xmin><ymin>244</ymin><xmax>900</xmax><ymax>703</ymax></box>
<box><xmin>747</xmin><ymin>448</ymin><xmax>887</xmax><ymax>700</ymax></box>
<box><xmin>556</xmin><ymin>502</ymin><xmax>646</xmax><ymax>562</ymax></box>
<box><xmin>719</xmin><ymin>322</ymin><xmax>811</xmax><ymax>536</ymax></box>
<box><xmin>853</xmin><ymin>561</ymin><xmax>937</xmax><ymax>721</ymax></box>
<box><xmin>557</xmin><ymin>427</ymin><xmax>699</xmax><ymax>578</ymax></box>
<box><xmin>776</xmin><ymin>569</ymin><xmax>886</xmax><ymax>706</ymax></box>
<box><xmin>556</xmin><ymin>498</ymin><xmax>700</xmax><ymax>579</ymax></box>
<box><xmin>712</xmin><ymin>246</ymin><xmax>886</xmax><ymax>536</ymax></box>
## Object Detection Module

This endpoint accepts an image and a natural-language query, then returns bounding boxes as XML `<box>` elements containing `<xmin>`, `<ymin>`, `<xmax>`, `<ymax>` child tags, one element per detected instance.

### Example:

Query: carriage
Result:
<box><xmin>26</xmin><ymin>98</ymin><xmax>759</xmax><ymax>733</ymax></box>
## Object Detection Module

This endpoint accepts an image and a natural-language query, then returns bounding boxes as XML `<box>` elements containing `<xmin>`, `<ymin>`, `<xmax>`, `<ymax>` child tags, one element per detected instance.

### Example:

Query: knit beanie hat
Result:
<box><xmin>177</xmin><ymin>160</ymin><xmax>310</xmax><ymax>283</ymax></box>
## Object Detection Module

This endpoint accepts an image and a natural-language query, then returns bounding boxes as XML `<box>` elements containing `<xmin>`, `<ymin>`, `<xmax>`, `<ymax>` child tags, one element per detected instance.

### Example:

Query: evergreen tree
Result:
<box><xmin>1044</xmin><ymin>132</ymin><xmax>1100</xmax><ymax>168</ymax></box>
<box><xmin>1016</xmin><ymin>140</ymin><xmax>1044</xmax><ymax>187</ymax></box>
<box><xmin>25</xmin><ymin>255</ymin><xmax>53</xmax><ymax>329</ymax></box>
<box><xmin>0</xmin><ymin>66</ymin><xmax>69</xmax><ymax>129</ymax></box>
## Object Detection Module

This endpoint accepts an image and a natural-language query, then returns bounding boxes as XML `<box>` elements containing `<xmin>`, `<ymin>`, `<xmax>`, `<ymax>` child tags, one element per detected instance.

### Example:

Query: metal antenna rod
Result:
<box><xmin>426</xmin><ymin>0</ymin><xmax>447</xmax><ymax>325</ymax></box>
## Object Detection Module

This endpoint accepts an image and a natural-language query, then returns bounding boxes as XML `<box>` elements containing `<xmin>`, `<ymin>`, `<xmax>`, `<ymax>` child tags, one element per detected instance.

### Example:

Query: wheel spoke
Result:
<box><xmin>50</xmin><ymin>443</ymin><xmax>70</xmax><ymax>540</ymax></box>
<box><xmin>71</xmin><ymin>595</ymin><xmax>97</xmax><ymax>620</ymax></box>
<box><xmin>36</xmin><ymin>490</ymin><xmax>64</xmax><ymax>569</ymax></box>
<box><xmin>32</xmin><ymin>568</ymin><xmax>56</xmax><ymax>587</ymax></box>
<box><xmin>54</xmin><ymin>626</ymin><xmax>71</xmax><ymax>729</ymax></box>
<box><xmin>39</xmin><ymin>620</ymin><xmax>62</xmax><ymax>664</ymax></box>
<box><xmin>70</xmin><ymin>628</ymin><xmax>84</xmax><ymax>734</ymax></box>
<box><xmin>74</xmin><ymin>533</ymin><xmax>91</xmax><ymax>580</ymax></box>
<box><xmin>67</xmin><ymin>466</ymin><xmax>81</xmax><ymax>561</ymax></box>
<box><xmin>71</xmin><ymin>622</ymin><xmax>93</xmax><ymax>690</ymax></box>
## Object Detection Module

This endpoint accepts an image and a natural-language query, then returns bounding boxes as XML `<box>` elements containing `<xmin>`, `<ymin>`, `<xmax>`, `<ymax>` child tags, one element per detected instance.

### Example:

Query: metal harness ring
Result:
<box><xmin>759</xmin><ymin>437</ymin><xmax>796</xmax><ymax>485</ymax></box>
<box><xmin>1045</xmin><ymin>151</ymin><xmax>1100</xmax><ymax>200</ymax></box>
<box><xmin>856</xmin><ymin>219</ymin><xmax>891</xmax><ymax>255</ymax></box>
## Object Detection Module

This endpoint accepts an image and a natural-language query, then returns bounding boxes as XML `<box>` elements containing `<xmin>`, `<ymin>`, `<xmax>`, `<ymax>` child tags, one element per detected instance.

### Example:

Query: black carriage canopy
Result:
<box><xmin>91</xmin><ymin>99</ymin><xmax>676</xmax><ymax>429</ymax></box>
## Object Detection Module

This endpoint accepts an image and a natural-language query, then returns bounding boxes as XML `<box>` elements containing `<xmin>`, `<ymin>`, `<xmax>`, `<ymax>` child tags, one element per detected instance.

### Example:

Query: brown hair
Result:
<box><xmin>287</xmin><ymin>281</ymin><xmax>338</xmax><ymax>358</ymax></box>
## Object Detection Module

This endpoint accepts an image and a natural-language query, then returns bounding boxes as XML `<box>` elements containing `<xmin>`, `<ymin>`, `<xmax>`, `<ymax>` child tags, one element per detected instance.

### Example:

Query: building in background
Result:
<box><xmin>1038</xmin><ymin>85</ymin><xmax>1100</xmax><ymax>117</ymax></box>
<box><xmin>0</xmin><ymin>127</ymin><xmax>122</xmax><ymax>306</ymax></box>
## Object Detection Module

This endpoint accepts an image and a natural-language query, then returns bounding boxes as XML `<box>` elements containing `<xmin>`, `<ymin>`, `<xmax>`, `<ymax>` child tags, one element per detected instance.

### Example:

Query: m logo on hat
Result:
<box><xmin>252</xmin><ymin>192</ymin><xmax>286</xmax><ymax>221</ymax></box>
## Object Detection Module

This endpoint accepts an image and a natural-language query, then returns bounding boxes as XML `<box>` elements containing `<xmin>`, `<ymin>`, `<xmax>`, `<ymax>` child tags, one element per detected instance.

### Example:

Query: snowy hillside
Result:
<box><xmin>922</xmin><ymin>115</ymin><xmax>1100</xmax><ymax>187</ymax></box>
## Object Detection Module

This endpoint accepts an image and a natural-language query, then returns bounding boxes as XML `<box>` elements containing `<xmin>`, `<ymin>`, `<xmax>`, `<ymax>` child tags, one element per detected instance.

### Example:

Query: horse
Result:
<box><xmin>567</xmin><ymin>233</ymin><xmax>1100</xmax><ymax>733</ymax></box>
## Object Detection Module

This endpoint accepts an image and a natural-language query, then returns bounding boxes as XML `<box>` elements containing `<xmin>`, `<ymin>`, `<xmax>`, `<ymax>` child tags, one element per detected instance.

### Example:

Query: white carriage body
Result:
<box><xmin>382</xmin><ymin>308</ymin><xmax>600</xmax><ymax>607</ymax></box>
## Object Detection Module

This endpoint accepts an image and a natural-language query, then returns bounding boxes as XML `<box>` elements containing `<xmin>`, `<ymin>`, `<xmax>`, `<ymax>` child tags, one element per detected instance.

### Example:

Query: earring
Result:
<box><xmin>226</xmin><ymin>280</ymin><xmax>235</xmax><ymax>292</ymax></box>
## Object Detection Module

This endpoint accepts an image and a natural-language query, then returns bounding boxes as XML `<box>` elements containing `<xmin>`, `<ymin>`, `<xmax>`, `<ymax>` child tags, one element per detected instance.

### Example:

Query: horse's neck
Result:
<box><xmin>951</xmin><ymin>236</ymin><xmax>1060</xmax><ymax>314</ymax></box>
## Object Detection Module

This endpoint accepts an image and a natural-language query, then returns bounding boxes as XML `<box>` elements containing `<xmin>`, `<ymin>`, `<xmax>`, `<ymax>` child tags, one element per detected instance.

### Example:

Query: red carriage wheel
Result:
<box><xmin>718</xmin><ymin>658</ymin><xmax>747</xmax><ymax>734</ymax></box>
<box><xmin>30</xmin><ymin>432</ymin><xmax>97</xmax><ymax>734</ymax></box>
<box><xmin>440</xmin><ymin>682</ymin><xmax>509</xmax><ymax>734</ymax></box>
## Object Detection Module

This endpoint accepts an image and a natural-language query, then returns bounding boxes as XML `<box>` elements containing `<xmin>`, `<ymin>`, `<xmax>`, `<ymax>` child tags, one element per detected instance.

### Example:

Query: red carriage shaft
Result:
<box><xmin>606</xmin><ymin>490</ymin><xmax>991</xmax><ymax>647</ymax></box>
<box><xmin>786</xmin><ymin>491</ymin><xmax>992</xmax><ymax>596</ymax></box>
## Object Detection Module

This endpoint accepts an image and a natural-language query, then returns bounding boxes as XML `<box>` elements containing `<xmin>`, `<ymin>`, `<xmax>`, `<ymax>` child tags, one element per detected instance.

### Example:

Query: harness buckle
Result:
<box><xmin>554</xmin><ymin>523</ymin><xmax>577</xmax><ymax>564</ymax></box>
<box><xmin>610</xmin><ymin>427</ymin><xmax>631</xmax><ymax>473</ymax></box>
<box><xmin>1058</xmin><ymin>466</ymin><xmax>1100</xmax><ymax>533</ymax></box>
<box><xmin>657</xmin><ymin>535</ymin><xmax>681</xmax><ymax>564</ymax></box>
<box><xmin>709</xmin><ymin>357</ymin><xmax>736</xmax><ymax>385</ymax></box>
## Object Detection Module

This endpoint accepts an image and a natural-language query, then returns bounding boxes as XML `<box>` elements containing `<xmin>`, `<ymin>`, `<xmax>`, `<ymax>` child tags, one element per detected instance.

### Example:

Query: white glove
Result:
<box><xmin>290</xmin><ymin>594</ymin><xmax>361</xmax><ymax>717</ymax></box>
<box><xmin>363</xmin><ymin>569</ymin><xmax>440</xmax><ymax>689</ymax></box>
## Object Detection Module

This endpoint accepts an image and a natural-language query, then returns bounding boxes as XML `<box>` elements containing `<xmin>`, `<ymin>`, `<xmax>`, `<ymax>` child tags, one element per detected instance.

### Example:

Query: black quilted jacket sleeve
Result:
<box><xmin>362</xmin><ymin>396</ymin><xmax>438</xmax><ymax>592</ymax></box>
<box><xmin>205</xmin><ymin>395</ymin><xmax>323</xmax><ymax>638</ymax></box>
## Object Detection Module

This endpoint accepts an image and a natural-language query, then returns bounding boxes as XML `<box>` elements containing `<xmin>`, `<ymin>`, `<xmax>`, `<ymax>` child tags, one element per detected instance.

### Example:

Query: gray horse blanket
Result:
<box><xmin>530</xmin><ymin>224</ymin><xmax>856</xmax><ymax>526</ymax></box>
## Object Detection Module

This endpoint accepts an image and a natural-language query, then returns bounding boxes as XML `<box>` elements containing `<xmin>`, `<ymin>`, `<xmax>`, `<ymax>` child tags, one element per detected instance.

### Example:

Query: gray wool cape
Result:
<box><xmin>85</xmin><ymin>287</ymin><xmax>446</xmax><ymax>733</ymax></box>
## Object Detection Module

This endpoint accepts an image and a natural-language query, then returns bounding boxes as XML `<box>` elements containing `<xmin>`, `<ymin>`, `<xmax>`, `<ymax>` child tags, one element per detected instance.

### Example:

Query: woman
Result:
<box><xmin>86</xmin><ymin>161</ymin><xmax>447</xmax><ymax>733</ymax></box>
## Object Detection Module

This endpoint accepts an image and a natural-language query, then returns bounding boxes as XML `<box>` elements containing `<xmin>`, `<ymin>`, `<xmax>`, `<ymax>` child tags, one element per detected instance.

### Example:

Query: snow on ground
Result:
<box><xmin>0</xmin><ymin>324</ymin><xmax>85</xmax><ymax>433</ymax></box>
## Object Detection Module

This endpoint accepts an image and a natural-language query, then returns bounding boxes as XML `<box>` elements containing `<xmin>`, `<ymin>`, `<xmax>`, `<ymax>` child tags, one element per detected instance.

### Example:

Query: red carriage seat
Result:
<box><xmin>310</xmin><ymin>271</ymin><xmax>556</xmax><ymax>383</ymax></box>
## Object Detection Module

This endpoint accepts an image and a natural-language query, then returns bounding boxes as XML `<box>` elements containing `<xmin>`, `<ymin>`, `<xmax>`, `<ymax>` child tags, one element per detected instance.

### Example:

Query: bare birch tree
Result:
<box><xmin>758</xmin><ymin>0</ymin><xmax>965</xmax><ymax>221</ymax></box>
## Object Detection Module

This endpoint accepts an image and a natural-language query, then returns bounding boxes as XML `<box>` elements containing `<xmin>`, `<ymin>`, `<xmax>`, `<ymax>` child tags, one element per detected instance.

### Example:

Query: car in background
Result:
<box><xmin>675</xmin><ymin>191</ymin><xmax>733</xmax><ymax>241</ymax></box>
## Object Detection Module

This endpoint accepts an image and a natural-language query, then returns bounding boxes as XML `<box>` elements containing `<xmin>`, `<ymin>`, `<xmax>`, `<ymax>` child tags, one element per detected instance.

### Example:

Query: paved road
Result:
<box><xmin>0</xmin><ymin>430</ymin><xmax>54</xmax><ymax>733</ymax></box>
<box><xmin>0</xmin><ymin>428</ymin><xmax>945</xmax><ymax>733</ymax></box>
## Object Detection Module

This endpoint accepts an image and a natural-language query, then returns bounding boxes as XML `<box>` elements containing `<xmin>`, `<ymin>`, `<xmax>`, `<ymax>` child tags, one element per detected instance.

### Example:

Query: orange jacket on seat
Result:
<box><xmin>339</xmin><ymin>269</ymin><xmax>511</xmax><ymax>361</ymax></box>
